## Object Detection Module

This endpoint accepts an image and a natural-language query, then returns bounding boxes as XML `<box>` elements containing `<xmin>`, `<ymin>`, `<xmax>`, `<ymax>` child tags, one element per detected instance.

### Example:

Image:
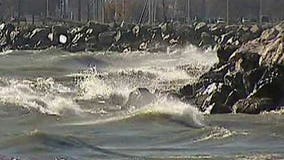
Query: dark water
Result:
<box><xmin>0</xmin><ymin>47</ymin><xmax>283</xmax><ymax>160</ymax></box>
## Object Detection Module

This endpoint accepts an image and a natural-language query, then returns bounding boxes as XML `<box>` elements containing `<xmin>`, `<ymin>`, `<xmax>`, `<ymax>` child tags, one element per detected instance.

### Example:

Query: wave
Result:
<box><xmin>0</xmin><ymin>77</ymin><xmax>81</xmax><ymax>116</ymax></box>
<box><xmin>235</xmin><ymin>154</ymin><xmax>284</xmax><ymax>160</ymax></box>
<box><xmin>0</xmin><ymin>45</ymin><xmax>218</xmax><ymax>123</ymax></box>
<box><xmin>194</xmin><ymin>127</ymin><xmax>249</xmax><ymax>143</ymax></box>
<box><xmin>0</xmin><ymin>130</ymin><xmax>136</xmax><ymax>159</ymax></box>
<box><xmin>261</xmin><ymin>108</ymin><xmax>284</xmax><ymax>115</ymax></box>
<box><xmin>0</xmin><ymin>74</ymin><xmax>204</xmax><ymax>130</ymax></box>
<box><xmin>63</xmin><ymin>97</ymin><xmax>205</xmax><ymax>129</ymax></box>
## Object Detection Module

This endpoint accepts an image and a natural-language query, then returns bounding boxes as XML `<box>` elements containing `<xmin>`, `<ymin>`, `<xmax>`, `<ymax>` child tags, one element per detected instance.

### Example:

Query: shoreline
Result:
<box><xmin>0</xmin><ymin>21</ymin><xmax>268</xmax><ymax>53</ymax></box>
<box><xmin>1</xmin><ymin>21</ymin><xmax>284</xmax><ymax>115</ymax></box>
<box><xmin>179</xmin><ymin>21</ymin><xmax>284</xmax><ymax>114</ymax></box>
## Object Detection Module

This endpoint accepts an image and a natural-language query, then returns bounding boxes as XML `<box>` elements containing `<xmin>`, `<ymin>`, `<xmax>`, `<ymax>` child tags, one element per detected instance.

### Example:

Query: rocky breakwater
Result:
<box><xmin>0</xmin><ymin>21</ymin><xmax>265</xmax><ymax>53</ymax></box>
<box><xmin>180</xmin><ymin>22</ymin><xmax>284</xmax><ymax>114</ymax></box>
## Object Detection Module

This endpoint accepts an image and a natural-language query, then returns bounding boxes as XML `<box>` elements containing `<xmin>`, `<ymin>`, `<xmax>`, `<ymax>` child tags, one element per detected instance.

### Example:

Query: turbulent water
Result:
<box><xmin>0</xmin><ymin>46</ymin><xmax>283</xmax><ymax>160</ymax></box>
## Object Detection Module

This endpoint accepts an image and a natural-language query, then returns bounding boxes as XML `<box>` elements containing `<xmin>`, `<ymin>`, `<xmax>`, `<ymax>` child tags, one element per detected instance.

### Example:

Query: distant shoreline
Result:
<box><xmin>0</xmin><ymin>21</ymin><xmax>273</xmax><ymax>53</ymax></box>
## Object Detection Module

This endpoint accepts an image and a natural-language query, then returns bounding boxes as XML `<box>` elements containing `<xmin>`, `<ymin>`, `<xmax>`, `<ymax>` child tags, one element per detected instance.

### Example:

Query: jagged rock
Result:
<box><xmin>180</xmin><ymin>84</ymin><xmax>195</xmax><ymax>98</ymax></box>
<box><xmin>260</xmin><ymin>35</ymin><xmax>284</xmax><ymax>65</ymax></box>
<box><xmin>200</xmin><ymin>64</ymin><xmax>230</xmax><ymax>84</ymax></box>
<box><xmin>29</xmin><ymin>28</ymin><xmax>51</xmax><ymax>48</ymax></box>
<box><xmin>199</xmin><ymin>32</ymin><xmax>214</xmax><ymax>47</ymax></box>
<box><xmin>51</xmin><ymin>25</ymin><xmax>69</xmax><ymax>45</ymax></box>
<box><xmin>230</xmin><ymin>51</ymin><xmax>260</xmax><ymax>72</ymax></box>
<box><xmin>217</xmin><ymin>45</ymin><xmax>238</xmax><ymax>65</ymax></box>
<box><xmin>98</xmin><ymin>31</ymin><xmax>118</xmax><ymax>46</ymax></box>
<box><xmin>210</xmin><ymin>24</ymin><xmax>226</xmax><ymax>36</ymax></box>
<box><xmin>126</xmin><ymin>88</ymin><xmax>156</xmax><ymax>107</ymax></box>
<box><xmin>176</xmin><ymin>26</ymin><xmax>198</xmax><ymax>45</ymax></box>
<box><xmin>250</xmin><ymin>25</ymin><xmax>262</xmax><ymax>35</ymax></box>
<box><xmin>233</xmin><ymin>97</ymin><xmax>275</xmax><ymax>114</ymax></box>
<box><xmin>0</xmin><ymin>23</ymin><xmax>15</xmax><ymax>47</ymax></box>
<box><xmin>275</xmin><ymin>22</ymin><xmax>284</xmax><ymax>33</ymax></box>
<box><xmin>242</xmin><ymin>67</ymin><xmax>266</xmax><ymax>95</ymax></box>
<box><xmin>250</xmin><ymin>66</ymin><xmax>284</xmax><ymax>104</ymax></box>
<box><xmin>194</xmin><ymin>22</ymin><xmax>208</xmax><ymax>33</ymax></box>
<box><xmin>87</xmin><ymin>22</ymin><xmax>108</xmax><ymax>34</ymax></box>
<box><xmin>200</xmin><ymin>83</ymin><xmax>233</xmax><ymax>114</ymax></box>
<box><xmin>219</xmin><ymin>31</ymin><xmax>235</xmax><ymax>45</ymax></box>
<box><xmin>260</xmin><ymin>28</ymin><xmax>278</xmax><ymax>42</ymax></box>
<box><xmin>160</xmin><ymin>22</ymin><xmax>174</xmax><ymax>35</ymax></box>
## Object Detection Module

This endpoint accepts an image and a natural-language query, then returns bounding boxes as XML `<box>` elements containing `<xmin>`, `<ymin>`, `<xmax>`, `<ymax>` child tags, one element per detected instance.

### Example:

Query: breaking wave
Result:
<box><xmin>0</xmin><ymin>77</ymin><xmax>81</xmax><ymax>116</ymax></box>
<box><xmin>62</xmin><ymin>97</ymin><xmax>205</xmax><ymax>129</ymax></box>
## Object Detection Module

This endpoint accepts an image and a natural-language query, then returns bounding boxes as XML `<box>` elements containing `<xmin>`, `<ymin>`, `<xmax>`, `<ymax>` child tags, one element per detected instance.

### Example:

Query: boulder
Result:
<box><xmin>210</xmin><ymin>24</ymin><xmax>226</xmax><ymax>36</ymax></box>
<box><xmin>29</xmin><ymin>28</ymin><xmax>51</xmax><ymax>48</ymax></box>
<box><xmin>199</xmin><ymin>32</ymin><xmax>214</xmax><ymax>47</ymax></box>
<box><xmin>250</xmin><ymin>66</ymin><xmax>284</xmax><ymax>103</ymax></box>
<box><xmin>87</xmin><ymin>22</ymin><xmax>109</xmax><ymax>34</ymax></box>
<box><xmin>98</xmin><ymin>31</ymin><xmax>118</xmax><ymax>46</ymax></box>
<box><xmin>242</xmin><ymin>67</ymin><xmax>266</xmax><ymax>95</ymax></box>
<box><xmin>233</xmin><ymin>97</ymin><xmax>275</xmax><ymax>114</ymax></box>
<box><xmin>126</xmin><ymin>88</ymin><xmax>156</xmax><ymax>107</ymax></box>
<box><xmin>51</xmin><ymin>25</ymin><xmax>69</xmax><ymax>45</ymax></box>
<box><xmin>217</xmin><ymin>45</ymin><xmax>238</xmax><ymax>65</ymax></box>
<box><xmin>199</xmin><ymin>83</ymin><xmax>233</xmax><ymax>114</ymax></box>
<box><xmin>260</xmin><ymin>28</ymin><xmax>278</xmax><ymax>42</ymax></box>
<box><xmin>230</xmin><ymin>51</ymin><xmax>260</xmax><ymax>72</ymax></box>
<box><xmin>260</xmin><ymin>35</ymin><xmax>284</xmax><ymax>65</ymax></box>
<box><xmin>250</xmin><ymin>25</ymin><xmax>262</xmax><ymax>36</ymax></box>
<box><xmin>194</xmin><ymin>22</ymin><xmax>208</xmax><ymax>33</ymax></box>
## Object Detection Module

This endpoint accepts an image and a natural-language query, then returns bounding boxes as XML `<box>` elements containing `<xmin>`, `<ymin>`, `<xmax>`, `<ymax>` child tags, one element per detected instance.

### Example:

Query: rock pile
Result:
<box><xmin>179</xmin><ymin>21</ymin><xmax>284</xmax><ymax>114</ymax></box>
<box><xmin>0</xmin><ymin>21</ymin><xmax>265</xmax><ymax>52</ymax></box>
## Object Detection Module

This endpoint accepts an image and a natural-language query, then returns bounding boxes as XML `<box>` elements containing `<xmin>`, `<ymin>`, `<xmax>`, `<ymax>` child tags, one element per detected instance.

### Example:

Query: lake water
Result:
<box><xmin>0</xmin><ymin>46</ymin><xmax>283</xmax><ymax>160</ymax></box>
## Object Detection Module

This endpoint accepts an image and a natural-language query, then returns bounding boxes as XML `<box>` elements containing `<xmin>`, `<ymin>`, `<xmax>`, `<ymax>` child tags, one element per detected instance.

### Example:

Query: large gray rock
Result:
<box><xmin>194</xmin><ymin>22</ymin><xmax>208</xmax><ymax>33</ymax></box>
<box><xmin>216</xmin><ymin>45</ymin><xmax>238</xmax><ymax>65</ymax></box>
<box><xmin>29</xmin><ymin>28</ymin><xmax>51</xmax><ymax>48</ymax></box>
<box><xmin>98</xmin><ymin>31</ymin><xmax>118</xmax><ymax>46</ymax></box>
<box><xmin>260</xmin><ymin>28</ymin><xmax>279</xmax><ymax>42</ymax></box>
<box><xmin>233</xmin><ymin>97</ymin><xmax>275</xmax><ymax>114</ymax></box>
<box><xmin>126</xmin><ymin>88</ymin><xmax>156</xmax><ymax>107</ymax></box>
<box><xmin>51</xmin><ymin>25</ymin><xmax>69</xmax><ymax>45</ymax></box>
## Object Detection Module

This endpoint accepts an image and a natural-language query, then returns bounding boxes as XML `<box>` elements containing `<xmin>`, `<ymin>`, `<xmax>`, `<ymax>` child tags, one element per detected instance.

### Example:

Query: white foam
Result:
<box><xmin>62</xmin><ymin>97</ymin><xmax>204</xmax><ymax>128</ymax></box>
<box><xmin>139</xmin><ymin>97</ymin><xmax>204</xmax><ymax>126</ymax></box>
<box><xmin>194</xmin><ymin>127</ymin><xmax>249</xmax><ymax>143</ymax></box>
<box><xmin>0</xmin><ymin>78</ymin><xmax>81</xmax><ymax>115</ymax></box>
<box><xmin>76</xmin><ymin>72</ymin><xmax>132</xmax><ymax>100</ymax></box>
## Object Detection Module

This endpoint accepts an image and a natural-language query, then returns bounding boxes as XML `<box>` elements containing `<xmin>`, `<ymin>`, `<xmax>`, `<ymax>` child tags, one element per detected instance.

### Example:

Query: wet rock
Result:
<box><xmin>87</xmin><ymin>22</ymin><xmax>108</xmax><ymax>34</ymax></box>
<box><xmin>250</xmin><ymin>66</ymin><xmax>284</xmax><ymax>103</ymax></box>
<box><xmin>219</xmin><ymin>31</ymin><xmax>235</xmax><ymax>45</ymax></box>
<box><xmin>260</xmin><ymin>28</ymin><xmax>278</xmax><ymax>42</ymax></box>
<box><xmin>98</xmin><ymin>31</ymin><xmax>118</xmax><ymax>46</ymax></box>
<box><xmin>210</xmin><ymin>24</ymin><xmax>226</xmax><ymax>36</ymax></box>
<box><xmin>233</xmin><ymin>97</ymin><xmax>275</xmax><ymax>114</ymax></box>
<box><xmin>29</xmin><ymin>28</ymin><xmax>51</xmax><ymax>48</ymax></box>
<box><xmin>0</xmin><ymin>23</ymin><xmax>15</xmax><ymax>48</ymax></box>
<box><xmin>176</xmin><ymin>26</ymin><xmax>198</xmax><ymax>45</ymax></box>
<box><xmin>230</xmin><ymin>51</ymin><xmax>260</xmax><ymax>72</ymax></box>
<box><xmin>51</xmin><ymin>25</ymin><xmax>69</xmax><ymax>45</ymax></box>
<box><xmin>275</xmin><ymin>21</ymin><xmax>284</xmax><ymax>32</ymax></box>
<box><xmin>216</xmin><ymin>45</ymin><xmax>238</xmax><ymax>65</ymax></box>
<box><xmin>200</xmin><ymin>64</ymin><xmax>230</xmax><ymax>84</ymax></box>
<box><xmin>242</xmin><ymin>67</ymin><xmax>266</xmax><ymax>95</ymax></box>
<box><xmin>250</xmin><ymin>25</ymin><xmax>262</xmax><ymax>35</ymax></box>
<box><xmin>126</xmin><ymin>88</ymin><xmax>156</xmax><ymax>107</ymax></box>
<box><xmin>160</xmin><ymin>22</ymin><xmax>174</xmax><ymax>35</ymax></box>
<box><xmin>199</xmin><ymin>83</ymin><xmax>233</xmax><ymax>114</ymax></box>
<box><xmin>199</xmin><ymin>32</ymin><xmax>215</xmax><ymax>47</ymax></box>
<box><xmin>194</xmin><ymin>22</ymin><xmax>208</xmax><ymax>33</ymax></box>
<box><xmin>260</xmin><ymin>35</ymin><xmax>284</xmax><ymax>65</ymax></box>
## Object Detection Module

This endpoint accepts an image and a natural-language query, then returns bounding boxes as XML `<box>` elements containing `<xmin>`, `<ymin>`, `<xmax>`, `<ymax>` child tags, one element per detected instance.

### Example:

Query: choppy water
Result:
<box><xmin>0</xmin><ymin>46</ymin><xmax>283</xmax><ymax>160</ymax></box>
